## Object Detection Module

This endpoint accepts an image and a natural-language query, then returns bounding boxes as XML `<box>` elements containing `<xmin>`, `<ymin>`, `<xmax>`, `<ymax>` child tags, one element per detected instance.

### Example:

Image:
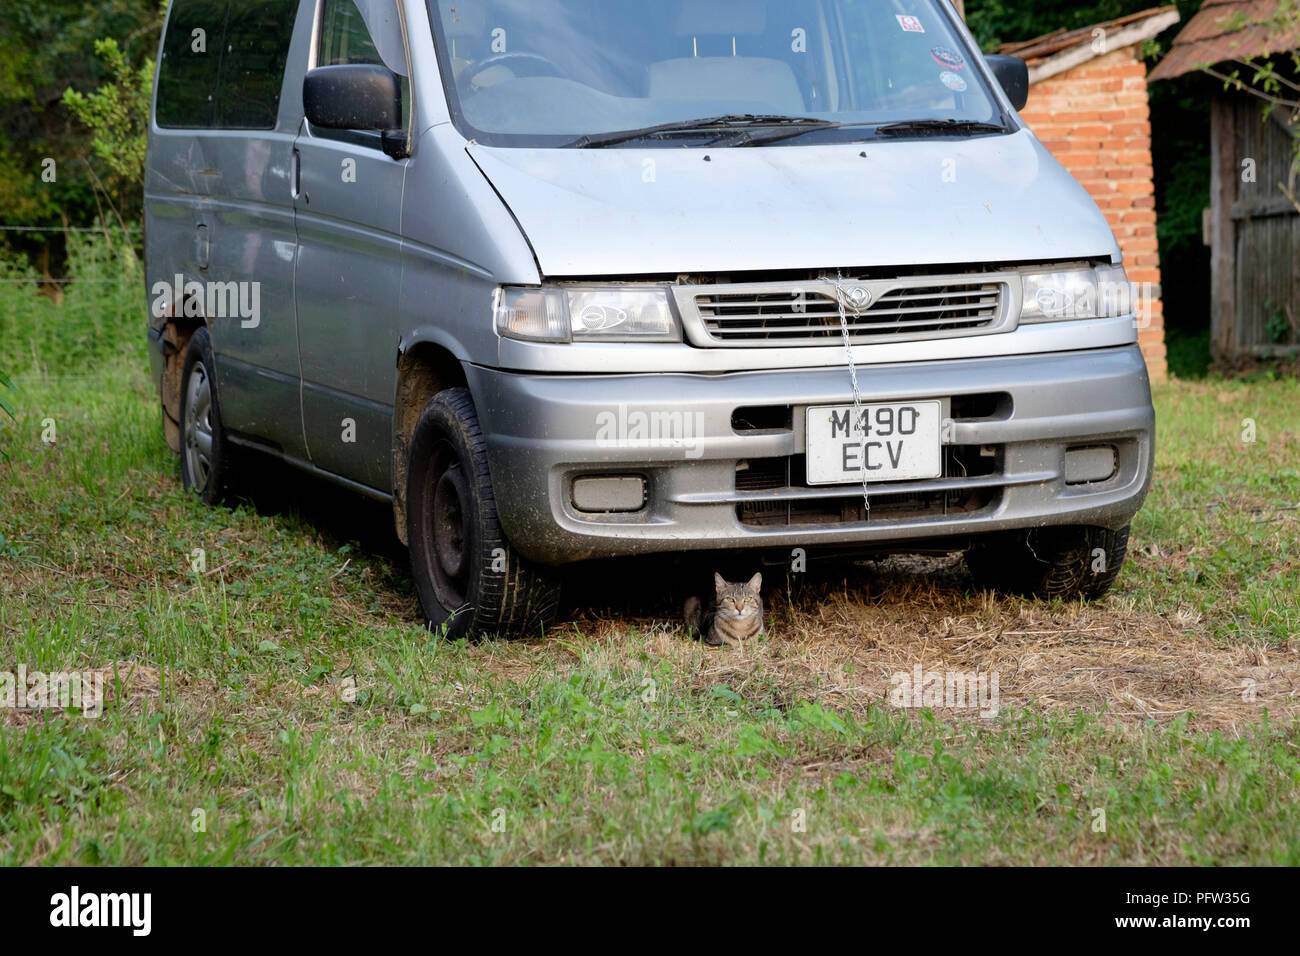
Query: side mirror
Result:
<box><xmin>303</xmin><ymin>65</ymin><xmax>406</xmax><ymax>155</ymax></box>
<box><xmin>984</xmin><ymin>55</ymin><xmax>1029</xmax><ymax>111</ymax></box>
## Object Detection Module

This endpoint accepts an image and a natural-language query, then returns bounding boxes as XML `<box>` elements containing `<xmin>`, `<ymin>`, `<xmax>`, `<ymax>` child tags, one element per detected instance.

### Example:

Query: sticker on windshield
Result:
<box><xmin>931</xmin><ymin>47</ymin><xmax>966</xmax><ymax>69</ymax></box>
<box><xmin>896</xmin><ymin>15</ymin><xmax>925</xmax><ymax>33</ymax></box>
<box><xmin>939</xmin><ymin>71</ymin><xmax>968</xmax><ymax>92</ymax></box>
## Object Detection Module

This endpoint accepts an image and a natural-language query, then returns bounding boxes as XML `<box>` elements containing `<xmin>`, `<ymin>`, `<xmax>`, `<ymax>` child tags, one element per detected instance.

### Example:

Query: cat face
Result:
<box><xmin>714</xmin><ymin>572</ymin><xmax>763</xmax><ymax>617</ymax></box>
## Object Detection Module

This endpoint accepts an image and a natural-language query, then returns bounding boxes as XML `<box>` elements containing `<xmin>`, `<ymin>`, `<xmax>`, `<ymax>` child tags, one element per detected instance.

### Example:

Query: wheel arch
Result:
<box><xmin>392</xmin><ymin>341</ymin><xmax>470</xmax><ymax>545</ymax></box>
<box><xmin>156</xmin><ymin>292</ymin><xmax>211</xmax><ymax>454</ymax></box>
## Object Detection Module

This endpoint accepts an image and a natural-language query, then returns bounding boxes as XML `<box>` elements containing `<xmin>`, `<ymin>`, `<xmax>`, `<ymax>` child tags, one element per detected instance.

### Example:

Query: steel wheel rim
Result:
<box><xmin>428</xmin><ymin>443</ymin><xmax>471</xmax><ymax>609</ymax></box>
<box><xmin>184</xmin><ymin>361</ymin><xmax>215</xmax><ymax>493</ymax></box>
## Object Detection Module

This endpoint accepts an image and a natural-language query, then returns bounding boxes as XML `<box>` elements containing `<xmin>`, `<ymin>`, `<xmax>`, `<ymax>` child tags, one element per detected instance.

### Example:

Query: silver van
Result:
<box><xmin>145</xmin><ymin>0</ymin><xmax>1156</xmax><ymax>639</ymax></box>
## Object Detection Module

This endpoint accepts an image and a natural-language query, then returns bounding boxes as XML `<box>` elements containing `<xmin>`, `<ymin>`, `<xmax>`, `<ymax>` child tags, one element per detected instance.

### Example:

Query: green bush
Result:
<box><xmin>1166</xmin><ymin>327</ymin><xmax>1212</xmax><ymax>379</ymax></box>
<box><xmin>62</xmin><ymin>38</ymin><xmax>155</xmax><ymax>191</ymax></box>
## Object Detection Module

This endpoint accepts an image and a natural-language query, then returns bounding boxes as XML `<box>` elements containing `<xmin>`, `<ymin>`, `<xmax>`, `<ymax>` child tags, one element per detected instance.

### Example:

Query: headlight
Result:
<box><xmin>1019</xmin><ymin>264</ymin><xmax>1132</xmax><ymax>321</ymax></box>
<box><xmin>496</xmin><ymin>286</ymin><xmax>680</xmax><ymax>343</ymax></box>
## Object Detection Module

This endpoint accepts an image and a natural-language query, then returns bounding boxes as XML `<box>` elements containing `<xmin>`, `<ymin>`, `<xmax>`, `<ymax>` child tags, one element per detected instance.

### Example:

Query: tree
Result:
<box><xmin>0</xmin><ymin>0</ymin><xmax>163</xmax><ymax>269</ymax></box>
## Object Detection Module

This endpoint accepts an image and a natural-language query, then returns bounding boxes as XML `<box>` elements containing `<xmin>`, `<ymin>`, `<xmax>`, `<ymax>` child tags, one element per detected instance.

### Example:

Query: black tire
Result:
<box><xmin>179</xmin><ymin>326</ymin><xmax>237</xmax><ymax>506</ymax></box>
<box><xmin>406</xmin><ymin>388</ymin><xmax>560</xmax><ymax>641</ymax></box>
<box><xmin>964</xmin><ymin>524</ymin><xmax>1131</xmax><ymax>602</ymax></box>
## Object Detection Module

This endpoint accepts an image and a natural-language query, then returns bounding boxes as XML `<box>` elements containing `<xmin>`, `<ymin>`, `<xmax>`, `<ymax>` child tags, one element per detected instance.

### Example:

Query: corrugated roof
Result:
<box><xmin>998</xmin><ymin>6</ymin><xmax>1179</xmax><ymax>62</ymax></box>
<box><xmin>994</xmin><ymin>6</ymin><xmax>1181</xmax><ymax>85</ymax></box>
<box><xmin>1148</xmin><ymin>0</ymin><xmax>1300</xmax><ymax>81</ymax></box>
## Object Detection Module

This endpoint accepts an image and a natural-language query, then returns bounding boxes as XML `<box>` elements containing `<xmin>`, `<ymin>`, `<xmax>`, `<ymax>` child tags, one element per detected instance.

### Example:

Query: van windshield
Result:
<box><xmin>431</xmin><ymin>0</ymin><xmax>1004</xmax><ymax>147</ymax></box>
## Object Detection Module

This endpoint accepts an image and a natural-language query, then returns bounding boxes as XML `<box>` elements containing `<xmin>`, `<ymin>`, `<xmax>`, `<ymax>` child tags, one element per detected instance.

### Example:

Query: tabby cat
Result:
<box><xmin>684</xmin><ymin>573</ymin><xmax>766</xmax><ymax>647</ymax></box>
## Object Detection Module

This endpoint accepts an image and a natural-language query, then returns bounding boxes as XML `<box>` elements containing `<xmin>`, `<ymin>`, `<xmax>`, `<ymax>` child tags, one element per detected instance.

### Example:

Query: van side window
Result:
<box><xmin>156</xmin><ymin>0</ymin><xmax>297</xmax><ymax>130</ymax></box>
<box><xmin>318</xmin><ymin>0</ymin><xmax>412</xmax><ymax>132</ymax></box>
<box><xmin>156</xmin><ymin>0</ymin><xmax>227</xmax><ymax>128</ymax></box>
<box><xmin>217</xmin><ymin>0</ymin><xmax>299</xmax><ymax>129</ymax></box>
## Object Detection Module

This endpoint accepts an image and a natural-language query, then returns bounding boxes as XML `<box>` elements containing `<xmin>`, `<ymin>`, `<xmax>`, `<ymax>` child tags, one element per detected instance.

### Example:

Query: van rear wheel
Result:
<box><xmin>406</xmin><ymin>388</ymin><xmax>560</xmax><ymax>640</ymax></box>
<box><xmin>964</xmin><ymin>524</ymin><xmax>1131</xmax><ymax>602</ymax></box>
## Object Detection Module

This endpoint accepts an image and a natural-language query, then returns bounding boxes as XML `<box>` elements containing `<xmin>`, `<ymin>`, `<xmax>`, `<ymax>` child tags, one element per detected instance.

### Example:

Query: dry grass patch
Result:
<box><xmin>543</xmin><ymin>556</ymin><xmax>1299</xmax><ymax>732</ymax></box>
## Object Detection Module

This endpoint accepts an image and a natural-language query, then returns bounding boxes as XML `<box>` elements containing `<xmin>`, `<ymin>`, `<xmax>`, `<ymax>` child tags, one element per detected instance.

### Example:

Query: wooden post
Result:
<box><xmin>1210</xmin><ymin>96</ymin><xmax>1238</xmax><ymax>362</ymax></box>
<box><xmin>951</xmin><ymin>0</ymin><xmax>966</xmax><ymax>19</ymax></box>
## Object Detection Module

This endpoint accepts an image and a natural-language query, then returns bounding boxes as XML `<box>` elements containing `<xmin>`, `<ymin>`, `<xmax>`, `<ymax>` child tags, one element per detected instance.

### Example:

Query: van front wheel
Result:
<box><xmin>964</xmin><ymin>525</ymin><xmax>1131</xmax><ymax>602</ymax></box>
<box><xmin>179</xmin><ymin>326</ymin><xmax>237</xmax><ymax>505</ymax></box>
<box><xmin>406</xmin><ymin>388</ymin><xmax>560</xmax><ymax>641</ymax></box>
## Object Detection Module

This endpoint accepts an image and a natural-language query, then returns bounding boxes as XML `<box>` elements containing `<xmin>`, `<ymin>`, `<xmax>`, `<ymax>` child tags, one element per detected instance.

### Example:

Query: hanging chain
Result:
<box><xmin>831</xmin><ymin>273</ymin><xmax>871</xmax><ymax>521</ymax></box>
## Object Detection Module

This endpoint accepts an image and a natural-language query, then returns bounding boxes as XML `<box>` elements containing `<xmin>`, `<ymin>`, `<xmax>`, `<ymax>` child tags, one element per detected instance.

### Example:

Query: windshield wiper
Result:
<box><xmin>563</xmin><ymin>114</ymin><xmax>838</xmax><ymax>149</ymax></box>
<box><xmin>562</xmin><ymin>115</ymin><xmax>1005</xmax><ymax>149</ymax></box>
<box><xmin>874</xmin><ymin>118</ymin><xmax>1008</xmax><ymax>137</ymax></box>
<box><xmin>719</xmin><ymin>121</ymin><xmax>854</xmax><ymax>147</ymax></box>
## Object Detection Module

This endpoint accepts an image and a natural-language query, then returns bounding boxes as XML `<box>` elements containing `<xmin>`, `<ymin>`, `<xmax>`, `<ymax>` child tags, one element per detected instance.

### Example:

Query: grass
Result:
<box><xmin>1</xmin><ymin>245</ymin><xmax>1298</xmax><ymax>865</ymax></box>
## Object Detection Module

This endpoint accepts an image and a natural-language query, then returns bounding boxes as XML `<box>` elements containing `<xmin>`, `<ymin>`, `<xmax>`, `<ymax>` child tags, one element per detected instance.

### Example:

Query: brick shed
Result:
<box><xmin>998</xmin><ymin>6</ymin><xmax>1182</xmax><ymax>380</ymax></box>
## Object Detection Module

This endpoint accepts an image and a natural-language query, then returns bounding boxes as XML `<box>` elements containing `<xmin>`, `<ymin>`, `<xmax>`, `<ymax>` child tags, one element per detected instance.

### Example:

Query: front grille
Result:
<box><xmin>734</xmin><ymin>448</ymin><xmax>1003</xmax><ymax>529</ymax></box>
<box><xmin>691</xmin><ymin>279</ymin><xmax>1006</xmax><ymax>345</ymax></box>
<box><xmin>738</xmin><ymin>489</ymin><xmax>995</xmax><ymax>528</ymax></box>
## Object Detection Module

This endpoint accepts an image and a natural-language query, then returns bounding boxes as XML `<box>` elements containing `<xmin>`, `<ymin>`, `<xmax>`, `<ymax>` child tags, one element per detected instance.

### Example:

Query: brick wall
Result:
<box><xmin>1018</xmin><ymin>47</ymin><xmax>1168</xmax><ymax>380</ymax></box>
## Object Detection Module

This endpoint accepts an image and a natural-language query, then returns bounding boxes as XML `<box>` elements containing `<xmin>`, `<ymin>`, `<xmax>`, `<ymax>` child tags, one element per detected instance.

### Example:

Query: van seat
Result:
<box><xmin>648</xmin><ymin>57</ymin><xmax>805</xmax><ymax>115</ymax></box>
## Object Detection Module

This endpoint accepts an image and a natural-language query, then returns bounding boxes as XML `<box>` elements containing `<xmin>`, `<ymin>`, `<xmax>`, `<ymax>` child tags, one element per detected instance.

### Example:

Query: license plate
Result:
<box><xmin>805</xmin><ymin>401</ymin><xmax>943</xmax><ymax>486</ymax></box>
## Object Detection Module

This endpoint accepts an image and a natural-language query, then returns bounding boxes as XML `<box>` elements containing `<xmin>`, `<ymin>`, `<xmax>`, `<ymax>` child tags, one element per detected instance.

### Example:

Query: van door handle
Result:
<box><xmin>291</xmin><ymin>148</ymin><xmax>302</xmax><ymax>200</ymax></box>
<box><xmin>195</xmin><ymin>223</ymin><xmax>210</xmax><ymax>271</ymax></box>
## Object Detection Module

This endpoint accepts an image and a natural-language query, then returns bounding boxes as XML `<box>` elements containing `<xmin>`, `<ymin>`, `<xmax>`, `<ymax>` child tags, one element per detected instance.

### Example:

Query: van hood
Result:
<box><xmin>466</xmin><ymin>129</ymin><xmax>1120</xmax><ymax>278</ymax></box>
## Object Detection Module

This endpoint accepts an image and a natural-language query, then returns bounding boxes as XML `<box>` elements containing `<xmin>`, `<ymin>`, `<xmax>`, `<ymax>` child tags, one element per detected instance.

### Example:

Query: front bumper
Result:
<box><xmin>464</xmin><ymin>345</ymin><xmax>1155</xmax><ymax>565</ymax></box>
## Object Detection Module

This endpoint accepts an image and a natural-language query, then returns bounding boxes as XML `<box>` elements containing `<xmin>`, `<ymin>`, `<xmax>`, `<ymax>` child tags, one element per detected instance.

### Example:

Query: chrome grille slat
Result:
<box><xmin>704</xmin><ymin>318</ymin><xmax>994</xmax><ymax>335</ymax></box>
<box><xmin>705</xmin><ymin>301</ymin><xmax>999</xmax><ymax>323</ymax></box>
<box><xmin>704</xmin><ymin>294</ymin><xmax>999</xmax><ymax>310</ymax></box>
<box><xmin>678</xmin><ymin>275</ymin><xmax>1017</xmax><ymax>347</ymax></box>
<box><xmin>712</xmin><ymin>299</ymin><xmax>993</xmax><ymax>317</ymax></box>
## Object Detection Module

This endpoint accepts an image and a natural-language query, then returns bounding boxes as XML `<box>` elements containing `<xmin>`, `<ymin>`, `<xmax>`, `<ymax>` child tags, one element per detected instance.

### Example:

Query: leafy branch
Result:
<box><xmin>61</xmin><ymin>38</ymin><xmax>155</xmax><ymax>211</ymax></box>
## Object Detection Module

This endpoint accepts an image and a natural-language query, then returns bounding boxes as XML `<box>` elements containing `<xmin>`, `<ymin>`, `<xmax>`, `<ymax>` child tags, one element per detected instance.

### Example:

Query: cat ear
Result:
<box><xmin>714</xmin><ymin>572</ymin><xmax>727</xmax><ymax>592</ymax></box>
<box><xmin>747</xmin><ymin>572</ymin><xmax>763</xmax><ymax>593</ymax></box>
